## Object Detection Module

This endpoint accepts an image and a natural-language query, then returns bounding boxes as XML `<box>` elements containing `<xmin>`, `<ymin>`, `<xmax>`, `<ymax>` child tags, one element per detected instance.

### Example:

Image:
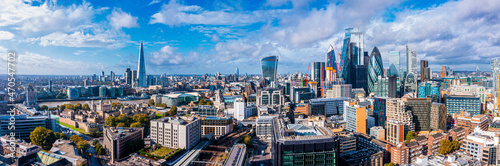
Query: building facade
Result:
<box><xmin>150</xmin><ymin>116</ymin><xmax>201</xmax><ymax>150</ymax></box>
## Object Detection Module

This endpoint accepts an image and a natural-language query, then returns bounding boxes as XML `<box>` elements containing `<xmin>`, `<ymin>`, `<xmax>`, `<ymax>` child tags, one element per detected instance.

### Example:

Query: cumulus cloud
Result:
<box><xmin>26</xmin><ymin>31</ymin><xmax>125</xmax><ymax>48</ymax></box>
<box><xmin>150</xmin><ymin>45</ymin><xmax>200</xmax><ymax>67</ymax></box>
<box><xmin>150</xmin><ymin>0</ymin><xmax>288</xmax><ymax>26</ymax></box>
<box><xmin>0</xmin><ymin>0</ymin><xmax>99</xmax><ymax>32</ymax></box>
<box><xmin>0</xmin><ymin>31</ymin><xmax>15</xmax><ymax>40</ymax></box>
<box><xmin>108</xmin><ymin>8</ymin><xmax>139</xmax><ymax>29</ymax></box>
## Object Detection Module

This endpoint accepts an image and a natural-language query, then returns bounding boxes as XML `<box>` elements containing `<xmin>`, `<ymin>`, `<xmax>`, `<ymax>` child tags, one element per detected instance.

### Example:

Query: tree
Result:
<box><xmin>92</xmin><ymin>140</ymin><xmax>99</xmax><ymax>146</ymax></box>
<box><xmin>96</xmin><ymin>143</ymin><xmax>105</xmax><ymax>155</ymax></box>
<box><xmin>405</xmin><ymin>131</ymin><xmax>415</xmax><ymax>143</ymax></box>
<box><xmin>241</xmin><ymin>135</ymin><xmax>252</xmax><ymax>147</ymax></box>
<box><xmin>74</xmin><ymin>103</ymin><xmax>82</xmax><ymax>110</ymax></box>
<box><xmin>59</xmin><ymin>105</ymin><xmax>66</xmax><ymax>110</ymax></box>
<box><xmin>82</xmin><ymin>103</ymin><xmax>90</xmax><ymax>110</ymax></box>
<box><xmin>70</xmin><ymin>135</ymin><xmax>84</xmax><ymax>144</ymax></box>
<box><xmin>148</xmin><ymin>99</ymin><xmax>155</xmax><ymax>106</ymax></box>
<box><xmin>30</xmin><ymin>127</ymin><xmax>57</xmax><ymax>150</ymax></box>
<box><xmin>77</xmin><ymin>140</ymin><xmax>90</xmax><ymax>155</ymax></box>
<box><xmin>384</xmin><ymin>163</ymin><xmax>396</xmax><ymax>166</ymax></box>
<box><xmin>40</xmin><ymin>105</ymin><xmax>48</xmax><ymax>111</ymax></box>
<box><xmin>117</xmin><ymin>114</ymin><xmax>132</xmax><ymax>126</ymax></box>
<box><xmin>207</xmin><ymin>101</ymin><xmax>214</xmax><ymax>105</ymax></box>
<box><xmin>105</xmin><ymin>116</ymin><xmax>117</xmax><ymax>127</ymax></box>
<box><xmin>59</xmin><ymin>133</ymin><xmax>67</xmax><ymax>139</ymax></box>
<box><xmin>170</xmin><ymin>106</ymin><xmax>178</xmax><ymax>115</ymax></box>
<box><xmin>481</xmin><ymin>110</ymin><xmax>486</xmax><ymax>114</ymax></box>
<box><xmin>162</xmin><ymin>111</ymin><xmax>170</xmax><ymax>117</ymax></box>
<box><xmin>132</xmin><ymin>114</ymin><xmax>150</xmax><ymax>127</ymax></box>
<box><xmin>130</xmin><ymin>122</ymin><xmax>142</xmax><ymax>127</ymax></box>
<box><xmin>117</xmin><ymin>122</ymin><xmax>127</xmax><ymax>127</ymax></box>
<box><xmin>199</xmin><ymin>98</ymin><xmax>206</xmax><ymax>105</ymax></box>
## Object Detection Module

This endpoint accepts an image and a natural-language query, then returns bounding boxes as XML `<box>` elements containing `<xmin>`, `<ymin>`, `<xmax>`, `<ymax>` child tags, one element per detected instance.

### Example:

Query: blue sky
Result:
<box><xmin>0</xmin><ymin>0</ymin><xmax>499</xmax><ymax>75</ymax></box>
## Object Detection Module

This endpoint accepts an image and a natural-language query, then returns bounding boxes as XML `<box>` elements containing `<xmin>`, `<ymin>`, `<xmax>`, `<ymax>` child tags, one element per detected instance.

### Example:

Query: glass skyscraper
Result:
<box><xmin>137</xmin><ymin>42</ymin><xmax>147</xmax><ymax>87</ymax></box>
<box><xmin>389</xmin><ymin>51</ymin><xmax>400</xmax><ymax>77</ymax></box>
<box><xmin>261</xmin><ymin>55</ymin><xmax>279</xmax><ymax>83</ymax></box>
<box><xmin>406</xmin><ymin>45</ymin><xmax>417</xmax><ymax>75</ymax></box>
<box><xmin>368</xmin><ymin>47</ymin><xmax>384</xmax><ymax>94</ymax></box>
<box><xmin>344</xmin><ymin>28</ymin><xmax>364</xmax><ymax>65</ymax></box>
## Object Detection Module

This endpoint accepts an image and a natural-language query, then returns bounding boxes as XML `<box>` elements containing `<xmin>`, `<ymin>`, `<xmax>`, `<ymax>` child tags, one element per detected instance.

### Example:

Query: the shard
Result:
<box><xmin>137</xmin><ymin>42</ymin><xmax>147</xmax><ymax>87</ymax></box>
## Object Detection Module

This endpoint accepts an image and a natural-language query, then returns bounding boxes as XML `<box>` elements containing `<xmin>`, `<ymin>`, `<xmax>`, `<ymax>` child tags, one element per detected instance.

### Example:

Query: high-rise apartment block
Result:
<box><xmin>386</xmin><ymin>119</ymin><xmax>405</xmax><ymax>145</ymax></box>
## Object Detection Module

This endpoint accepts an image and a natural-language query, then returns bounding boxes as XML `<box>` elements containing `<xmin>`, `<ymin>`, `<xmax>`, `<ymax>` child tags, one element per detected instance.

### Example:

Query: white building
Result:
<box><xmin>449</xmin><ymin>85</ymin><xmax>486</xmax><ymax>104</ymax></box>
<box><xmin>150</xmin><ymin>116</ymin><xmax>201</xmax><ymax>150</ymax></box>
<box><xmin>462</xmin><ymin>127</ymin><xmax>499</xmax><ymax>165</ymax></box>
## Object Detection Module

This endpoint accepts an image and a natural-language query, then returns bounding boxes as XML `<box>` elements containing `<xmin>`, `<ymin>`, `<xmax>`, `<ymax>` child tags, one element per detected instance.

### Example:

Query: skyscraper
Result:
<box><xmin>420</xmin><ymin>60</ymin><xmax>430</xmax><ymax>82</ymax></box>
<box><xmin>261</xmin><ymin>56</ymin><xmax>279</xmax><ymax>85</ymax></box>
<box><xmin>368</xmin><ymin>47</ymin><xmax>384</xmax><ymax>94</ymax></box>
<box><xmin>389</xmin><ymin>51</ymin><xmax>400</xmax><ymax>77</ymax></box>
<box><xmin>137</xmin><ymin>42</ymin><xmax>147</xmax><ymax>87</ymax></box>
<box><xmin>406</xmin><ymin>45</ymin><xmax>417</xmax><ymax>74</ymax></box>
<box><xmin>110</xmin><ymin>71</ymin><xmax>115</xmax><ymax>82</ymax></box>
<box><xmin>345</xmin><ymin>28</ymin><xmax>364</xmax><ymax>65</ymax></box>
<box><xmin>125</xmin><ymin>67</ymin><xmax>132</xmax><ymax>85</ymax></box>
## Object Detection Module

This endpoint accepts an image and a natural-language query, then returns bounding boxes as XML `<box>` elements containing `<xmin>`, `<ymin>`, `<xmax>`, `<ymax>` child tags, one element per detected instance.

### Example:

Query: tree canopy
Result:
<box><xmin>30</xmin><ymin>127</ymin><xmax>57</xmax><ymax>150</ymax></box>
<box><xmin>70</xmin><ymin>135</ymin><xmax>84</xmax><ymax>143</ymax></box>
<box><xmin>148</xmin><ymin>99</ymin><xmax>155</xmax><ymax>106</ymax></box>
<box><xmin>439</xmin><ymin>140</ymin><xmax>461</xmax><ymax>155</ymax></box>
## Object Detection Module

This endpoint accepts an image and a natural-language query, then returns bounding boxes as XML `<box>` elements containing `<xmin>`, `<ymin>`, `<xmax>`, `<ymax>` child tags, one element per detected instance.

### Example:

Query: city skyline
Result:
<box><xmin>1</xmin><ymin>0</ymin><xmax>499</xmax><ymax>75</ymax></box>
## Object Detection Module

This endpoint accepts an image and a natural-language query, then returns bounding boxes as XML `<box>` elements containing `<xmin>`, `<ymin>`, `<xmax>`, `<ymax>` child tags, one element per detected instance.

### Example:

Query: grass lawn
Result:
<box><xmin>150</xmin><ymin>147</ymin><xmax>174</xmax><ymax>157</ymax></box>
<box><xmin>154</xmin><ymin>113</ymin><xmax>163</xmax><ymax>119</ymax></box>
<box><xmin>58</xmin><ymin>121</ymin><xmax>88</xmax><ymax>134</ymax></box>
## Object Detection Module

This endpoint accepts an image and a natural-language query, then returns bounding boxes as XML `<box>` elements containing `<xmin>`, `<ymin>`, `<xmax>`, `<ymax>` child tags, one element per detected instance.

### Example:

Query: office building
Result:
<box><xmin>404</xmin><ymin>98</ymin><xmax>432</xmax><ymax>131</ymax></box>
<box><xmin>326</xmin><ymin>84</ymin><xmax>352</xmax><ymax>98</ymax></box>
<box><xmin>388</xmin><ymin>75</ymin><xmax>398</xmax><ymax>98</ymax></box>
<box><xmin>339</xmin><ymin>148</ymin><xmax>383</xmax><ymax>166</ymax></box>
<box><xmin>404</xmin><ymin>72</ymin><xmax>417</xmax><ymax>94</ymax></box>
<box><xmin>103</xmin><ymin>127</ymin><xmax>144</xmax><ymax>163</ymax></box>
<box><xmin>256</xmin><ymin>116</ymin><xmax>274</xmax><ymax>138</ymax></box>
<box><xmin>386</xmin><ymin>98</ymin><xmax>414</xmax><ymax>132</ymax></box>
<box><xmin>0</xmin><ymin>115</ymin><xmax>57</xmax><ymax>140</ymax></box>
<box><xmin>234</xmin><ymin>98</ymin><xmax>256</xmax><ymax>121</ymax></box>
<box><xmin>201</xmin><ymin>117</ymin><xmax>233</xmax><ymax>139</ymax></box>
<box><xmin>261</xmin><ymin>55</ymin><xmax>279</xmax><ymax>84</ymax></box>
<box><xmin>273</xmin><ymin>118</ymin><xmax>340</xmax><ymax>166</ymax></box>
<box><xmin>345</xmin><ymin>28</ymin><xmax>364</xmax><ymax>65</ymax></box>
<box><xmin>430</xmin><ymin>103</ymin><xmax>447</xmax><ymax>131</ymax></box>
<box><xmin>150</xmin><ymin>116</ymin><xmax>201</xmax><ymax>150</ymax></box>
<box><xmin>370</xmin><ymin>126</ymin><xmax>385</xmax><ymax>141</ymax></box>
<box><xmin>311</xmin><ymin>62</ymin><xmax>325</xmax><ymax>95</ymax></box>
<box><xmin>462</xmin><ymin>127</ymin><xmax>499</xmax><ymax>165</ymax></box>
<box><xmin>137</xmin><ymin>42</ymin><xmax>147</xmax><ymax>87</ymax></box>
<box><xmin>449</xmin><ymin>85</ymin><xmax>486</xmax><ymax>104</ymax></box>
<box><xmin>291</xmin><ymin>86</ymin><xmax>313</xmax><ymax>103</ymax></box>
<box><xmin>456</xmin><ymin>113</ymin><xmax>490</xmax><ymax>132</ymax></box>
<box><xmin>406</xmin><ymin>45</ymin><xmax>417</xmax><ymax>75</ymax></box>
<box><xmin>373</xmin><ymin>76</ymin><xmax>389</xmax><ymax>97</ymax></box>
<box><xmin>256</xmin><ymin>87</ymin><xmax>284</xmax><ymax>106</ymax></box>
<box><xmin>420</xmin><ymin>60</ymin><xmax>430</xmax><ymax>82</ymax></box>
<box><xmin>344</xmin><ymin>100</ymin><xmax>369</xmax><ymax>134</ymax></box>
<box><xmin>373</xmin><ymin>97</ymin><xmax>387</xmax><ymax>127</ymax></box>
<box><xmin>389</xmin><ymin>51</ymin><xmax>400</xmax><ymax>77</ymax></box>
<box><xmin>368</xmin><ymin>47</ymin><xmax>384</xmax><ymax>94</ymax></box>
<box><xmin>326</xmin><ymin>45</ymin><xmax>338</xmax><ymax>81</ymax></box>
<box><xmin>191</xmin><ymin>105</ymin><xmax>218</xmax><ymax>117</ymax></box>
<box><xmin>125</xmin><ymin>67</ymin><xmax>132</xmax><ymax>85</ymax></box>
<box><xmin>417</xmin><ymin>81</ymin><xmax>440</xmax><ymax>101</ymax></box>
<box><xmin>309</xmin><ymin>98</ymin><xmax>348</xmax><ymax>116</ymax></box>
<box><xmin>446</xmin><ymin>95</ymin><xmax>481</xmax><ymax>116</ymax></box>
<box><xmin>386</xmin><ymin>119</ymin><xmax>405</xmax><ymax>145</ymax></box>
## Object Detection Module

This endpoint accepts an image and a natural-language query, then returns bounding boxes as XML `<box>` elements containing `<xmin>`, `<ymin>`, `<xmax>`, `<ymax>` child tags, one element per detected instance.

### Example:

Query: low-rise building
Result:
<box><xmin>461</xmin><ymin>127</ymin><xmax>499</xmax><ymax>165</ymax></box>
<box><xmin>103</xmin><ymin>127</ymin><xmax>144</xmax><ymax>163</ymax></box>
<box><xmin>370</xmin><ymin>126</ymin><xmax>385</xmax><ymax>141</ymax></box>
<box><xmin>201</xmin><ymin>117</ymin><xmax>233</xmax><ymax>139</ymax></box>
<box><xmin>427</xmin><ymin>133</ymin><xmax>445</xmax><ymax>155</ymax></box>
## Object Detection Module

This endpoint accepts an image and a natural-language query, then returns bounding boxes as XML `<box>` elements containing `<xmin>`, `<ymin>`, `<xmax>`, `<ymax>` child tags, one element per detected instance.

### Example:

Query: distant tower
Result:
<box><xmin>137</xmin><ymin>42</ymin><xmax>147</xmax><ymax>87</ymax></box>
<box><xmin>406</xmin><ymin>45</ymin><xmax>417</xmax><ymax>74</ymax></box>
<box><xmin>49</xmin><ymin>80</ymin><xmax>52</xmax><ymax>92</ymax></box>
<box><xmin>261</xmin><ymin>56</ymin><xmax>279</xmax><ymax>87</ymax></box>
<box><xmin>235</xmin><ymin>68</ymin><xmax>239</xmax><ymax>82</ymax></box>
<box><xmin>125</xmin><ymin>67</ymin><xmax>132</xmax><ymax>85</ymax></box>
<box><xmin>110</xmin><ymin>71</ymin><xmax>115</xmax><ymax>82</ymax></box>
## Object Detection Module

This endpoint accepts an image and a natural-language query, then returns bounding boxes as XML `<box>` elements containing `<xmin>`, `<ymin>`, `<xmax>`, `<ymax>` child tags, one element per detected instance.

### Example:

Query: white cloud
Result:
<box><xmin>27</xmin><ymin>31</ymin><xmax>125</xmax><ymax>48</ymax></box>
<box><xmin>0</xmin><ymin>0</ymin><xmax>99</xmax><ymax>32</ymax></box>
<box><xmin>73</xmin><ymin>50</ymin><xmax>86</xmax><ymax>55</ymax></box>
<box><xmin>150</xmin><ymin>45</ymin><xmax>199</xmax><ymax>66</ymax></box>
<box><xmin>0</xmin><ymin>51</ymin><xmax>104</xmax><ymax>75</ymax></box>
<box><xmin>0</xmin><ymin>31</ymin><xmax>15</xmax><ymax>40</ymax></box>
<box><xmin>108</xmin><ymin>8</ymin><xmax>139</xmax><ymax>29</ymax></box>
<box><xmin>148</xmin><ymin>0</ymin><xmax>161</xmax><ymax>6</ymax></box>
<box><xmin>150</xmin><ymin>0</ymin><xmax>288</xmax><ymax>26</ymax></box>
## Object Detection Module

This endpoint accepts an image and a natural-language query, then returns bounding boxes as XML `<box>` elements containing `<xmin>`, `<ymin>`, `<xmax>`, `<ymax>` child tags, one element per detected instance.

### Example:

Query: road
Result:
<box><xmin>87</xmin><ymin>147</ymin><xmax>101</xmax><ymax>166</ymax></box>
<box><xmin>249</xmin><ymin>139</ymin><xmax>272</xmax><ymax>166</ymax></box>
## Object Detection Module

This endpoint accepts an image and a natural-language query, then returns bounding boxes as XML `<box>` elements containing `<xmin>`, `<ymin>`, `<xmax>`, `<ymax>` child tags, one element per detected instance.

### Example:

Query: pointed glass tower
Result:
<box><xmin>137</xmin><ymin>42</ymin><xmax>147</xmax><ymax>87</ymax></box>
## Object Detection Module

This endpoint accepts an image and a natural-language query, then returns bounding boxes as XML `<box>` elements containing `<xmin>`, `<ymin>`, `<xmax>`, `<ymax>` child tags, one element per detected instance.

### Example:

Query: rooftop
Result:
<box><xmin>104</xmin><ymin>127</ymin><xmax>144</xmax><ymax>140</ymax></box>
<box><xmin>340</xmin><ymin>148</ymin><xmax>380</xmax><ymax>161</ymax></box>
